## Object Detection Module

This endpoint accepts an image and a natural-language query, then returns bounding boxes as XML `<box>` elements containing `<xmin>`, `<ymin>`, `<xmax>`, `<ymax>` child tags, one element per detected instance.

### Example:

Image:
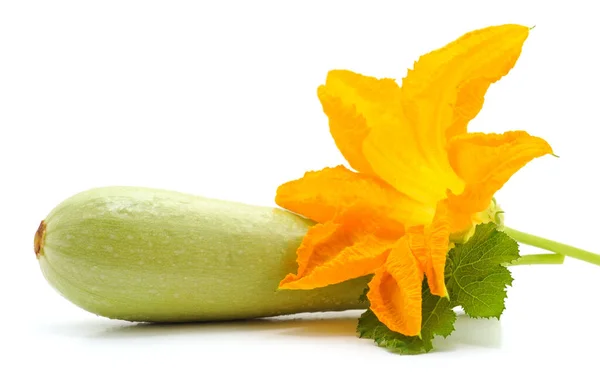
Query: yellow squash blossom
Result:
<box><xmin>275</xmin><ymin>24</ymin><xmax>554</xmax><ymax>337</ymax></box>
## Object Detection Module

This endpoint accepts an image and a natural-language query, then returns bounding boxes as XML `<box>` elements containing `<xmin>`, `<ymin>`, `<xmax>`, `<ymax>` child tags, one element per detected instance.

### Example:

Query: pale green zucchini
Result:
<box><xmin>35</xmin><ymin>186</ymin><xmax>368</xmax><ymax>322</ymax></box>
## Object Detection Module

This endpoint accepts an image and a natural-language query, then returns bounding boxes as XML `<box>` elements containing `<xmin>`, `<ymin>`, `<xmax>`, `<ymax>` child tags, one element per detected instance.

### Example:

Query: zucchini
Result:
<box><xmin>35</xmin><ymin>186</ymin><xmax>368</xmax><ymax>322</ymax></box>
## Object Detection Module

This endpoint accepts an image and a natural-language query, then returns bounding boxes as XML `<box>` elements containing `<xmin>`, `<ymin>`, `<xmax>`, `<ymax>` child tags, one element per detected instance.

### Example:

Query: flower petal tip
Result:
<box><xmin>430</xmin><ymin>284</ymin><xmax>449</xmax><ymax>299</ymax></box>
<box><xmin>439</xmin><ymin>285</ymin><xmax>450</xmax><ymax>300</ymax></box>
<box><xmin>278</xmin><ymin>275</ymin><xmax>299</xmax><ymax>290</ymax></box>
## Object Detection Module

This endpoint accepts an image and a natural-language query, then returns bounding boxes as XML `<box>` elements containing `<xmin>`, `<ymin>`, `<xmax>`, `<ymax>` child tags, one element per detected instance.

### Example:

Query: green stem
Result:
<box><xmin>503</xmin><ymin>226</ymin><xmax>600</xmax><ymax>267</ymax></box>
<box><xmin>507</xmin><ymin>253</ymin><xmax>565</xmax><ymax>266</ymax></box>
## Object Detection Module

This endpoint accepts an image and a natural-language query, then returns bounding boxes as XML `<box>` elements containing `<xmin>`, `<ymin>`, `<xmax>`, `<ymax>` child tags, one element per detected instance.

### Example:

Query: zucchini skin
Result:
<box><xmin>36</xmin><ymin>186</ymin><xmax>368</xmax><ymax>322</ymax></box>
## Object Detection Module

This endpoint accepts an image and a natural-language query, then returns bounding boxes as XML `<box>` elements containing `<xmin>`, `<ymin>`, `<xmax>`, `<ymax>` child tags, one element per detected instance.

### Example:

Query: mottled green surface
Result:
<box><xmin>38</xmin><ymin>186</ymin><xmax>368</xmax><ymax>322</ymax></box>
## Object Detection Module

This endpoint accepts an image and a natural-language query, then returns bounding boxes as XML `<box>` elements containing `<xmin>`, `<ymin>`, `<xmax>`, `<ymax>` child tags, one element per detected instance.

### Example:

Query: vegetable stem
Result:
<box><xmin>503</xmin><ymin>226</ymin><xmax>600</xmax><ymax>266</ymax></box>
<box><xmin>506</xmin><ymin>253</ymin><xmax>565</xmax><ymax>266</ymax></box>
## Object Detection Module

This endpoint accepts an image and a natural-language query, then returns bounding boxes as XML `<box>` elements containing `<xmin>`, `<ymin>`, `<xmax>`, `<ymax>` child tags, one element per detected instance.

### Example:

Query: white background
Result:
<box><xmin>2</xmin><ymin>0</ymin><xmax>599</xmax><ymax>379</ymax></box>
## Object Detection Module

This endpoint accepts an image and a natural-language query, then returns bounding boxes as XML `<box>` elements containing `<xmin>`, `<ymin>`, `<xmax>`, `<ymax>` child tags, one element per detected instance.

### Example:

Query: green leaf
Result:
<box><xmin>358</xmin><ymin>287</ymin><xmax>369</xmax><ymax>304</ymax></box>
<box><xmin>445</xmin><ymin>223</ymin><xmax>520</xmax><ymax>318</ymax></box>
<box><xmin>357</xmin><ymin>281</ymin><xmax>456</xmax><ymax>354</ymax></box>
<box><xmin>358</xmin><ymin>275</ymin><xmax>373</xmax><ymax>303</ymax></box>
<box><xmin>357</xmin><ymin>223</ymin><xmax>520</xmax><ymax>354</ymax></box>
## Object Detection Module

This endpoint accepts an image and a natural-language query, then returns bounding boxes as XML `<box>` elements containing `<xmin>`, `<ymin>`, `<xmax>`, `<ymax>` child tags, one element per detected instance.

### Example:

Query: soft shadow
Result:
<box><xmin>433</xmin><ymin>311</ymin><xmax>503</xmax><ymax>351</ymax></box>
<box><xmin>274</xmin><ymin>312</ymin><xmax>361</xmax><ymax>338</ymax></box>
<box><xmin>43</xmin><ymin>310</ymin><xmax>502</xmax><ymax>351</ymax></box>
<box><xmin>45</xmin><ymin>311</ymin><xmax>363</xmax><ymax>340</ymax></box>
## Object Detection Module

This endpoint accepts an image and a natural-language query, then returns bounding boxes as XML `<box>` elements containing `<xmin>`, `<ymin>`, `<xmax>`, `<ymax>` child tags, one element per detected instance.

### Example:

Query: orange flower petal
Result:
<box><xmin>278</xmin><ymin>216</ymin><xmax>398</xmax><ymax>290</ymax></box>
<box><xmin>446</xmin><ymin>78</ymin><xmax>492</xmax><ymax>139</ymax></box>
<box><xmin>275</xmin><ymin>165</ymin><xmax>421</xmax><ymax>225</ymax></box>
<box><xmin>317</xmin><ymin>70</ymin><xmax>401</xmax><ymax>174</ymax></box>
<box><xmin>402</xmin><ymin>24</ymin><xmax>531</xmax><ymax>140</ymax></box>
<box><xmin>363</xmin><ymin>25</ymin><xmax>532</xmax><ymax>223</ymax></box>
<box><xmin>367</xmin><ymin>238</ymin><xmax>424</xmax><ymax>336</ymax></box>
<box><xmin>407</xmin><ymin>203</ymin><xmax>451</xmax><ymax>297</ymax></box>
<box><xmin>318</xmin><ymin>70</ymin><xmax>455</xmax><ymax>225</ymax></box>
<box><xmin>447</xmin><ymin>131</ymin><xmax>554</xmax><ymax>222</ymax></box>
